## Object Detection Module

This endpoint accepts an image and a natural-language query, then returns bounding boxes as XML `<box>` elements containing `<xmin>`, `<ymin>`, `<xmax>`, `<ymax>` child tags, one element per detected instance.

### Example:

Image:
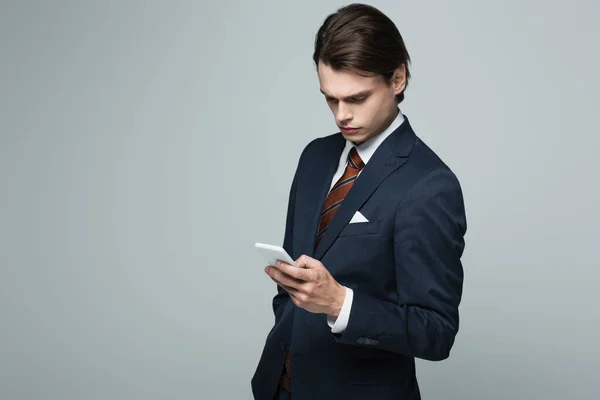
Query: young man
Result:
<box><xmin>252</xmin><ymin>4</ymin><xmax>467</xmax><ymax>399</ymax></box>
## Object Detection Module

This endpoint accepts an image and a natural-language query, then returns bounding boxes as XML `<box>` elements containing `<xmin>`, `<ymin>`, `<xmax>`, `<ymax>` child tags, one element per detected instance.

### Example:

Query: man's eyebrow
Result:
<box><xmin>319</xmin><ymin>88</ymin><xmax>372</xmax><ymax>100</ymax></box>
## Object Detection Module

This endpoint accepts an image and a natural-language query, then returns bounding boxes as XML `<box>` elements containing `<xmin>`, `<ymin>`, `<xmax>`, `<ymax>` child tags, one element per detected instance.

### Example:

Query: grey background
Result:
<box><xmin>1</xmin><ymin>0</ymin><xmax>599</xmax><ymax>399</ymax></box>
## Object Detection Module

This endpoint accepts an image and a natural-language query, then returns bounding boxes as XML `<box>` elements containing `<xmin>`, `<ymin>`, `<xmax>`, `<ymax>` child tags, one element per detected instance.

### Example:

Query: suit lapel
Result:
<box><xmin>295</xmin><ymin>135</ymin><xmax>345</xmax><ymax>258</ymax></box>
<box><xmin>313</xmin><ymin>117</ymin><xmax>417</xmax><ymax>260</ymax></box>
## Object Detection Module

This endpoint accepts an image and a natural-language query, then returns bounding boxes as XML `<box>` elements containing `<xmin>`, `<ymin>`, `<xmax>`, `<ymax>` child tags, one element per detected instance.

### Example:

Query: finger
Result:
<box><xmin>270</xmin><ymin>278</ymin><xmax>302</xmax><ymax>304</ymax></box>
<box><xmin>275</xmin><ymin>260</ymin><xmax>312</xmax><ymax>281</ymax></box>
<box><xmin>295</xmin><ymin>255</ymin><xmax>319</xmax><ymax>271</ymax></box>
<box><xmin>270</xmin><ymin>277</ymin><xmax>299</xmax><ymax>297</ymax></box>
<box><xmin>267</xmin><ymin>265</ymin><xmax>304</xmax><ymax>289</ymax></box>
<box><xmin>269</xmin><ymin>277</ymin><xmax>307</xmax><ymax>308</ymax></box>
<box><xmin>295</xmin><ymin>255</ymin><xmax>307</xmax><ymax>268</ymax></box>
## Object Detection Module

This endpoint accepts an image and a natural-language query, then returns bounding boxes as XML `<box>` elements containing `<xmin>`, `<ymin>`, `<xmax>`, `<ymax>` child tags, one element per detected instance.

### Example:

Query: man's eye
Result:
<box><xmin>326</xmin><ymin>97</ymin><xmax>338</xmax><ymax>103</ymax></box>
<box><xmin>351</xmin><ymin>97</ymin><xmax>366</xmax><ymax>103</ymax></box>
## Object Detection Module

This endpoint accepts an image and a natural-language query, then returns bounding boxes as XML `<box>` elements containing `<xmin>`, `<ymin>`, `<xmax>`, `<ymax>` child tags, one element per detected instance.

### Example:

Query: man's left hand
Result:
<box><xmin>264</xmin><ymin>255</ymin><xmax>346</xmax><ymax>317</ymax></box>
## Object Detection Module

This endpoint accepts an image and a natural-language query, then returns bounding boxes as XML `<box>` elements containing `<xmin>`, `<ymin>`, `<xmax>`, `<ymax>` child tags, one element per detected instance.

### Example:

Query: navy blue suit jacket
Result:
<box><xmin>252</xmin><ymin>116</ymin><xmax>467</xmax><ymax>399</ymax></box>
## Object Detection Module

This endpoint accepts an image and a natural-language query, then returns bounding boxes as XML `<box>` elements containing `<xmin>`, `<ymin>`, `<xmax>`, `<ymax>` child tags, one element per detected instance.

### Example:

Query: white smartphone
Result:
<box><xmin>254</xmin><ymin>242</ymin><xmax>297</xmax><ymax>267</ymax></box>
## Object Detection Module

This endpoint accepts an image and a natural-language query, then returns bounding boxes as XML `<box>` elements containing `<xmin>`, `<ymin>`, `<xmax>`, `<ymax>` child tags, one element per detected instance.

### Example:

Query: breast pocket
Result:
<box><xmin>338</xmin><ymin>219</ymin><xmax>382</xmax><ymax>237</ymax></box>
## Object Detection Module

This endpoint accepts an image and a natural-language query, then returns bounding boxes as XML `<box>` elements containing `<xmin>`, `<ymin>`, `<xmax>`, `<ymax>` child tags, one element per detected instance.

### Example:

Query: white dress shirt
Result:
<box><xmin>326</xmin><ymin>108</ymin><xmax>405</xmax><ymax>333</ymax></box>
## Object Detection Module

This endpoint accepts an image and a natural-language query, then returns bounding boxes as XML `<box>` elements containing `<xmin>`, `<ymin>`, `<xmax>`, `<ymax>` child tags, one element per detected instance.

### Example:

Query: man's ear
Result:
<box><xmin>392</xmin><ymin>64</ymin><xmax>407</xmax><ymax>95</ymax></box>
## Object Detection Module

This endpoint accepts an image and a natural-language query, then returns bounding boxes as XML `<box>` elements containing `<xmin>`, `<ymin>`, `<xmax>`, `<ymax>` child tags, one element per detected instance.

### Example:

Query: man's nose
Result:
<box><xmin>336</xmin><ymin>102</ymin><xmax>352</xmax><ymax>124</ymax></box>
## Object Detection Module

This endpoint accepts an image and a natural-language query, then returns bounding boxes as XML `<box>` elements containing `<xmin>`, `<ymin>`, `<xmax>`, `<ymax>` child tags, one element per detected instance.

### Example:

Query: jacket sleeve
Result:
<box><xmin>271</xmin><ymin>139</ymin><xmax>316</xmax><ymax>324</ymax></box>
<box><xmin>271</xmin><ymin>167</ymin><xmax>298</xmax><ymax>324</ymax></box>
<box><xmin>332</xmin><ymin>168</ymin><xmax>467</xmax><ymax>361</ymax></box>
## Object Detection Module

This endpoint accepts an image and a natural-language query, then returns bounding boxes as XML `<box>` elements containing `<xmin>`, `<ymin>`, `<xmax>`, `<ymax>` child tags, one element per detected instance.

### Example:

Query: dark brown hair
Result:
<box><xmin>313</xmin><ymin>3</ymin><xmax>411</xmax><ymax>104</ymax></box>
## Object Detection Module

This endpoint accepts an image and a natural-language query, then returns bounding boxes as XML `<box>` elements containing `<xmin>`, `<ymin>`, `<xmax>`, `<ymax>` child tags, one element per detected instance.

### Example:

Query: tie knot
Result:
<box><xmin>348</xmin><ymin>147</ymin><xmax>365</xmax><ymax>170</ymax></box>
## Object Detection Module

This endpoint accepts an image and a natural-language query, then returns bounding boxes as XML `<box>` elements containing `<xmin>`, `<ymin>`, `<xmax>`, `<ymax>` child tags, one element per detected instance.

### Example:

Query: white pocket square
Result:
<box><xmin>349</xmin><ymin>211</ymin><xmax>369</xmax><ymax>224</ymax></box>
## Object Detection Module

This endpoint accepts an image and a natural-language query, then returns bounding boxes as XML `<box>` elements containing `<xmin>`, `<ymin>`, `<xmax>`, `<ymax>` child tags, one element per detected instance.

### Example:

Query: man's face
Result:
<box><xmin>317</xmin><ymin>60</ymin><xmax>405</xmax><ymax>145</ymax></box>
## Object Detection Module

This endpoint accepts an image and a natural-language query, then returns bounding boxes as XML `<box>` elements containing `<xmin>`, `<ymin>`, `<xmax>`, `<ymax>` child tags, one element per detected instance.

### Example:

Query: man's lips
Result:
<box><xmin>339</xmin><ymin>126</ymin><xmax>360</xmax><ymax>134</ymax></box>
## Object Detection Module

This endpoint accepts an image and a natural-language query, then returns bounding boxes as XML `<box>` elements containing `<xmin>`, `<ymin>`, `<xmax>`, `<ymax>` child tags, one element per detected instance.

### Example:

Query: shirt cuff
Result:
<box><xmin>327</xmin><ymin>287</ymin><xmax>353</xmax><ymax>333</ymax></box>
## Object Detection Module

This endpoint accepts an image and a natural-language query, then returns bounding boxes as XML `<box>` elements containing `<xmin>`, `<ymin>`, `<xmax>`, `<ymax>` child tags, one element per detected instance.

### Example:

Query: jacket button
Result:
<box><xmin>280</xmin><ymin>342</ymin><xmax>286</xmax><ymax>351</ymax></box>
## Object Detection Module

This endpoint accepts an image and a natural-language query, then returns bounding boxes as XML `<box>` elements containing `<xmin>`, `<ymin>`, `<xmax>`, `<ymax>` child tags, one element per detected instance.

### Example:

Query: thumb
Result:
<box><xmin>296</xmin><ymin>255</ymin><xmax>319</xmax><ymax>269</ymax></box>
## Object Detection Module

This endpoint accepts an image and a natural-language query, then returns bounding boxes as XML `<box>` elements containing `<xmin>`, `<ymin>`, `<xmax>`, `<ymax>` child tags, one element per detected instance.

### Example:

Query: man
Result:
<box><xmin>252</xmin><ymin>3</ymin><xmax>467</xmax><ymax>399</ymax></box>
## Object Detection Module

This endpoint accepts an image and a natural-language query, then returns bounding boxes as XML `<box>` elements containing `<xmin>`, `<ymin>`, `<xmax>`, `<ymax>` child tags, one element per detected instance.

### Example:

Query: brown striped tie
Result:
<box><xmin>315</xmin><ymin>147</ymin><xmax>365</xmax><ymax>248</ymax></box>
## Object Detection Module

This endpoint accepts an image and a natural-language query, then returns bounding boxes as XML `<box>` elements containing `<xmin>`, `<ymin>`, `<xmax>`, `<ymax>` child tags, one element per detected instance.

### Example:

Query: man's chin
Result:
<box><xmin>344</xmin><ymin>132</ymin><xmax>370</xmax><ymax>146</ymax></box>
